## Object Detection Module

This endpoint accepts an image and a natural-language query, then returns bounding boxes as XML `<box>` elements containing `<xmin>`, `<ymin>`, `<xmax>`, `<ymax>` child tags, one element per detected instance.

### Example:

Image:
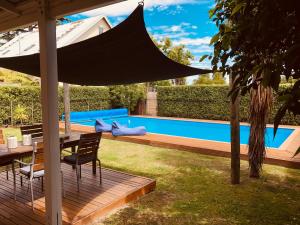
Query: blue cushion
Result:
<box><xmin>112</xmin><ymin>121</ymin><xmax>126</xmax><ymax>129</ymax></box>
<box><xmin>95</xmin><ymin>119</ymin><xmax>112</xmax><ymax>132</ymax></box>
<box><xmin>112</xmin><ymin>121</ymin><xmax>146</xmax><ymax>136</ymax></box>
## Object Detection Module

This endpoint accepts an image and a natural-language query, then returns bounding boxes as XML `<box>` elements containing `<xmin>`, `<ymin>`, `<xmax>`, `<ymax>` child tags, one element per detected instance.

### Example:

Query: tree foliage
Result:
<box><xmin>209</xmin><ymin>0</ymin><xmax>300</xmax><ymax>122</ymax></box>
<box><xmin>148</xmin><ymin>80</ymin><xmax>172</xmax><ymax>89</ymax></box>
<box><xmin>208</xmin><ymin>0</ymin><xmax>300</xmax><ymax>172</ymax></box>
<box><xmin>0</xmin><ymin>68</ymin><xmax>39</xmax><ymax>86</ymax></box>
<box><xmin>158</xmin><ymin>38</ymin><xmax>194</xmax><ymax>85</ymax></box>
<box><xmin>193</xmin><ymin>72</ymin><xmax>226</xmax><ymax>85</ymax></box>
<box><xmin>109</xmin><ymin>84</ymin><xmax>146</xmax><ymax>112</ymax></box>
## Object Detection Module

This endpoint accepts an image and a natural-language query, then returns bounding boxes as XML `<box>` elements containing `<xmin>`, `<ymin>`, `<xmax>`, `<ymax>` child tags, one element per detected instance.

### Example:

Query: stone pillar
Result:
<box><xmin>146</xmin><ymin>91</ymin><xmax>157</xmax><ymax>116</ymax></box>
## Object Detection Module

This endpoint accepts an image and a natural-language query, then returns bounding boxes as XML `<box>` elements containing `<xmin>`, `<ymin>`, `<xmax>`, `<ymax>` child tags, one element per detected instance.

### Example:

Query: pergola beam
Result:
<box><xmin>0</xmin><ymin>0</ymin><xmax>21</xmax><ymax>16</ymax></box>
<box><xmin>0</xmin><ymin>0</ymin><xmax>125</xmax><ymax>32</ymax></box>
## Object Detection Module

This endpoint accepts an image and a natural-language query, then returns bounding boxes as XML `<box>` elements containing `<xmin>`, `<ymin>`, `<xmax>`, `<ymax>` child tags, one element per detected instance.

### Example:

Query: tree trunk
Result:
<box><xmin>63</xmin><ymin>83</ymin><xmax>71</xmax><ymax>135</ymax></box>
<box><xmin>248</xmin><ymin>83</ymin><xmax>273</xmax><ymax>178</ymax></box>
<box><xmin>249</xmin><ymin>166</ymin><xmax>260</xmax><ymax>178</ymax></box>
<box><xmin>230</xmin><ymin>74</ymin><xmax>240</xmax><ymax>184</ymax></box>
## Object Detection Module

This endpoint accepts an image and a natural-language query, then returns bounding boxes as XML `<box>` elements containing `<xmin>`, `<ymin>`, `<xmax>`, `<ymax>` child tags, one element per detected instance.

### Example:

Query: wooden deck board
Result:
<box><xmin>0</xmin><ymin>164</ymin><xmax>156</xmax><ymax>225</ymax></box>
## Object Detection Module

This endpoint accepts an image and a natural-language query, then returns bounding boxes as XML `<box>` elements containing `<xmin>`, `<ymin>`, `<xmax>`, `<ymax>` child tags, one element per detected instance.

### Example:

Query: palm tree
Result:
<box><xmin>248</xmin><ymin>79</ymin><xmax>273</xmax><ymax>178</ymax></box>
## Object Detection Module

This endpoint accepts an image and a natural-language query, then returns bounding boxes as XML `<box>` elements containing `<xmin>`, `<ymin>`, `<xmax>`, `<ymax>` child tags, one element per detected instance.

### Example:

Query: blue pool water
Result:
<box><xmin>74</xmin><ymin>116</ymin><xmax>294</xmax><ymax>149</ymax></box>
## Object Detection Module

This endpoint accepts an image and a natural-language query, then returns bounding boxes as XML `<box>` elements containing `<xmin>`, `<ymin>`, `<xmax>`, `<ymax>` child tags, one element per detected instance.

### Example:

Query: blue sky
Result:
<box><xmin>69</xmin><ymin>0</ymin><xmax>216</xmax><ymax>83</ymax></box>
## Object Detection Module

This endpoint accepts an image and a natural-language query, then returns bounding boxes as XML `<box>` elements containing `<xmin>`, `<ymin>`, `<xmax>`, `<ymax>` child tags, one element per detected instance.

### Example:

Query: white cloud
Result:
<box><xmin>191</xmin><ymin>59</ymin><xmax>212</xmax><ymax>69</ymax></box>
<box><xmin>190</xmin><ymin>45</ymin><xmax>212</xmax><ymax>53</ymax></box>
<box><xmin>165</xmin><ymin>5</ymin><xmax>184</xmax><ymax>15</ymax></box>
<box><xmin>157</xmin><ymin>5</ymin><xmax>169</xmax><ymax>11</ymax></box>
<box><xmin>149</xmin><ymin>22</ymin><xmax>199</xmax><ymax>41</ymax></box>
<box><xmin>111</xmin><ymin>16</ymin><xmax>126</xmax><ymax>26</ymax></box>
<box><xmin>153</xmin><ymin>31</ymin><xmax>192</xmax><ymax>40</ymax></box>
<box><xmin>81</xmin><ymin>0</ymin><xmax>208</xmax><ymax>17</ymax></box>
<box><xmin>151</xmin><ymin>22</ymin><xmax>195</xmax><ymax>33</ymax></box>
<box><xmin>173</xmin><ymin>36</ymin><xmax>211</xmax><ymax>46</ymax></box>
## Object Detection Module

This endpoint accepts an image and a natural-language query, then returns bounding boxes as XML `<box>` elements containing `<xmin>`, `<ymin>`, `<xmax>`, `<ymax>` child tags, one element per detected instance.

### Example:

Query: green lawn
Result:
<box><xmin>2</xmin><ymin>128</ymin><xmax>300</xmax><ymax>225</ymax></box>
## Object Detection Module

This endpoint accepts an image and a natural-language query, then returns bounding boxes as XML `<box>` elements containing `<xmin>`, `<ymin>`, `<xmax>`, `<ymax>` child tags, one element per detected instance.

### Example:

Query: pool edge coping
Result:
<box><xmin>59</xmin><ymin>117</ymin><xmax>300</xmax><ymax>169</ymax></box>
<box><xmin>69</xmin><ymin>115</ymin><xmax>299</xmax><ymax>150</ymax></box>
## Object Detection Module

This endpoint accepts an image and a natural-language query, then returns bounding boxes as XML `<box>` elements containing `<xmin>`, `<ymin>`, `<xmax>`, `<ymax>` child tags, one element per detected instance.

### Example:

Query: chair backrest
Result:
<box><xmin>20</xmin><ymin>124</ymin><xmax>43</xmax><ymax>139</ymax></box>
<box><xmin>77</xmin><ymin>133</ymin><xmax>101</xmax><ymax>161</ymax></box>
<box><xmin>32</xmin><ymin>142</ymin><xmax>44</xmax><ymax>172</ymax></box>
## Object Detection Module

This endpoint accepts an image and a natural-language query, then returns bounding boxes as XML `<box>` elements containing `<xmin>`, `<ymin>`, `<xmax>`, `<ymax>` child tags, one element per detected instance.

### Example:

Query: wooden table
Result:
<box><xmin>0</xmin><ymin>133</ymin><xmax>97</xmax><ymax>174</ymax></box>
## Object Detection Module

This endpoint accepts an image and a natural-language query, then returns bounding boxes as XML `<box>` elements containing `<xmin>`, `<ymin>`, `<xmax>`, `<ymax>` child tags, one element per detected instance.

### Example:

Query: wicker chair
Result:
<box><xmin>61</xmin><ymin>132</ymin><xmax>102</xmax><ymax>191</ymax></box>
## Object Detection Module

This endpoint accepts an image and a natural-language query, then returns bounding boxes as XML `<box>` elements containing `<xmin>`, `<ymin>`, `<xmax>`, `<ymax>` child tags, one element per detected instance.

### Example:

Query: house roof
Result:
<box><xmin>0</xmin><ymin>0</ymin><xmax>124</xmax><ymax>32</ymax></box>
<box><xmin>0</xmin><ymin>16</ymin><xmax>112</xmax><ymax>57</ymax></box>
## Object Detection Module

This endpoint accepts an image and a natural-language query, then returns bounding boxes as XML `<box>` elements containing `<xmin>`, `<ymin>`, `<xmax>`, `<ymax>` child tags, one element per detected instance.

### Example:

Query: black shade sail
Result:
<box><xmin>0</xmin><ymin>4</ymin><xmax>211</xmax><ymax>86</ymax></box>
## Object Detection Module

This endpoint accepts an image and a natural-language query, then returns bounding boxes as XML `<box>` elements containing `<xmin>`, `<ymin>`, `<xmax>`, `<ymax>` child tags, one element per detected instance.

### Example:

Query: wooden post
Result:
<box><xmin>31</xmin><ymin>100</ymin><xmax>34</xmax><ymax>124</ymax></box>
<box><xmin>230</xmin><ymin>74</ymin><xmax>240</xmax><ymax>185</ymax></box>
<box><xmin>38</xmin><ymin>0</ymin><xmax>62</xmax><ymax>224</ymax></box>
<box><xmin>10</xmin><ymin>100</ymin><xmax>13</xmax><ymax>125</ymax></box>
<box><xmin>63</xmin><ymin>83</ymin><xmax>71</xmax><ymax>135</ymax></box>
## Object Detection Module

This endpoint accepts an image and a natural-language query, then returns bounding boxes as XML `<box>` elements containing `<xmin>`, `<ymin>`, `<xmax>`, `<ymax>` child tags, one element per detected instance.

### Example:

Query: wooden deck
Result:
<box><xmin>0</xmin><ymin>164</ymin><xmax>156</xmax><ymax>225</ymax></box>
<box><xmin>60</xmin><ymin>118</ymin><xmax>300</xmax><ymax>169</ymax></box>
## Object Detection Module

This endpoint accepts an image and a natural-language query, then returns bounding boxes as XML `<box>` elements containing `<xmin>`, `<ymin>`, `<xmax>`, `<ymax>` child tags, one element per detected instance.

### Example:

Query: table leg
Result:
<box><xmin>12</xmin><ymin>162</ymin><xmax>16</xmax><ymax>200</ymax></box>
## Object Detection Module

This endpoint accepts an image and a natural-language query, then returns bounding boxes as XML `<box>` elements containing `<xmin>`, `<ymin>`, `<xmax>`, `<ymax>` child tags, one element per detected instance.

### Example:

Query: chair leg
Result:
<box><xmin>61</xmin><ymin>171</ymin><xmax>65</xmax><ymax>197</ymax></box>
<box><xmin>12</xmin><ymin>163</ymin><xmax>16</xmax><ymax>200</ymax></box>
<box><xmin>30</xmin><ymin>180</ymin><xmax>34</xmax><ymax>211</ymax></box>
<box><xmin>6</xmin><ymin>166</ymin><xmax>9</xmax><ymax>180</ymax></box>
<box><xmin>79</xmin><ymin>165</ymin><xmax>82</xmax><ymax>179</ymax></box>
<box><xmin>41</xmin><ymin>177</ymin><xmax>44</xmax><ymax>192</ymax></box>
<box><xmin>27</xmin><ymin>181</ymin><xmax>30</xmax><ymax>193</ymax></box>
<box><xmin>75</xmin><ymin>165</ymin><xmax>80</xmax><ymax>192</ymax></box>
<box><xmin>20</xmin><ymin>176</ymin><xmax>23</xmax><ymax>187</ymax></box>
<box><xmin>97</xmin><ymin>159</ymin><xmax>102</xmax><ymax>185</ymax></box>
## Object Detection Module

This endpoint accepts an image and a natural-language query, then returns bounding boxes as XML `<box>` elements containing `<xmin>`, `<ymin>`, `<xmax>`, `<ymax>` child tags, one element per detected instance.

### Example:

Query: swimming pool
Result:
<box><xmin>73</xmin><ymin>116</ymin><xmax>294</xmax><ymax>149</ymax></box>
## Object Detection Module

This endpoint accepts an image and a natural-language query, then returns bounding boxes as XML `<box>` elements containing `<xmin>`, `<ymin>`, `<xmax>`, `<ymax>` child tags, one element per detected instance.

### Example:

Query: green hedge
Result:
<box><xmin>0</xmin><ymin>85</ymin><xmax>146</xmax><ymax>125</ymax></box>
<box><xmin>157</xmin><ymin>86</ymin><xmax>300</xmax><ymax>125</ymax></box>
<box><xmin>0</xmin><ymin>86</ymin><xmax>110</xmax><ymax>125</ymax></box>
<box><xmin>60</xmin><ymin>86</ymin><xmax>111</xmax><ymax>113</ymax></box>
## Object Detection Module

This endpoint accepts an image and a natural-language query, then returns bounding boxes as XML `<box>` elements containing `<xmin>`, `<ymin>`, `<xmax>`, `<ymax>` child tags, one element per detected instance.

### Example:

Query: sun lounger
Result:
<box><xmin>112</xmin><ymin>121</ymin><xmax>146</xmax><ymax>136</ymax></box>
<box><xmin>95</xmin><ymin>119</ymin><xmax>113</xmax><ymax>132</ymax></box>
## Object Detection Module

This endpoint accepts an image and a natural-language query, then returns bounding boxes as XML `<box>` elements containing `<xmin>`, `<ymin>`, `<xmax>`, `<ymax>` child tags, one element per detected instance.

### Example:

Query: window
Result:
<box><xmin>98</xmin><ymin>26</ymin><xmax>104</xmax><ymax>35</ymax></box>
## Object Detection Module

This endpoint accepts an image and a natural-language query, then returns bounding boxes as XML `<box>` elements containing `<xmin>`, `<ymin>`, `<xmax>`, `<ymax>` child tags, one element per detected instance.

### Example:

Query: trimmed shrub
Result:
<box><xmin>0</xmin><ymin>86</ymin><xmax>41</xmax><ymax>124</ymax></box>
<box><xmin>0</xmin><ymin>86</ymin><xmax>110</xmax><ymax>125</ymax></box>
<box><xmin>59</xmin><ymin>86</ymin><xmax>111</xmax><ymax>113</ymax></box>
<box><xmin>0</xmin><ymin>85</ymin><xmax>146</xmax><ymax>125</ymax></box>
<box><xmin>157</xmin><ymin>86</ymin><xmax>300</xmax><ymax>125</ymax></box>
